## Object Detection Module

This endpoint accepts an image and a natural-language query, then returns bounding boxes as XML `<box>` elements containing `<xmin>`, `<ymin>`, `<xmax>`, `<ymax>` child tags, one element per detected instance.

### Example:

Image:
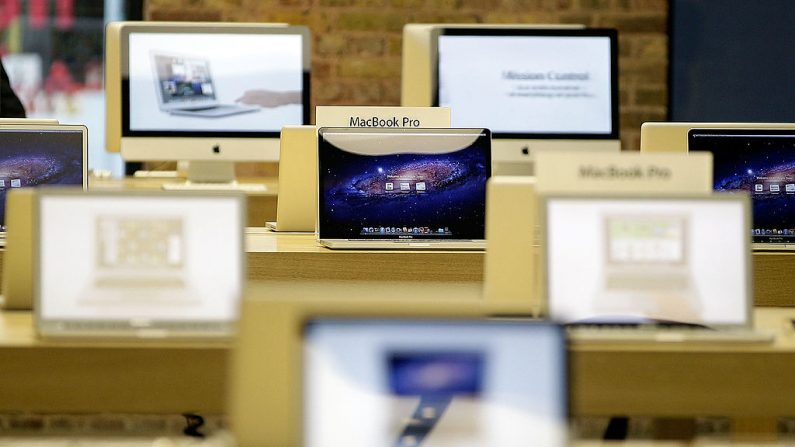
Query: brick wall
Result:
<box><xmin>146</xmin><ymin>0</ymin><xmax>669</xmax><ymax>150</ymax></box>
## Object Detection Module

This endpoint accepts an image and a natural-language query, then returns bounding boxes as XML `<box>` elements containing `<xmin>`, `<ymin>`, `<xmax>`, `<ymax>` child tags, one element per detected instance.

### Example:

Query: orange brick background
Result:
<box><xmin>146</xmin><ymin>0</ymin><xmax>669</xmax><ymax>150</ymax></box>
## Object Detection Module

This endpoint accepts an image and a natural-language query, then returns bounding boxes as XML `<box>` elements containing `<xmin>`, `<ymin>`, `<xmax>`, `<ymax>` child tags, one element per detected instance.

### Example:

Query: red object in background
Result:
<box><xmin>55</xmin><ymin>0</ymin><xmax>73</xmax><ymax>30</ymax></box>
<box><xmin>28</xmin><ymin>0</ymin><xmax>48</xmax><ymax>29</ymax></box>
<box><xmin>44</xmin><ymin>60</ymin><xmax>79</xmax><ymax>94</ymax></box>
<box><xmin>0</xmin><ymin>0</ymin><xmax>21</xmax><ymax>29</ymax></box>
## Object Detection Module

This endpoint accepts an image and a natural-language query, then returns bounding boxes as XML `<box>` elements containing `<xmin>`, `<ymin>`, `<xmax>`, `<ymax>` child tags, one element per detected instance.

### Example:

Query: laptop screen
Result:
<box><xmin>0</xmin><ymin>127</ymin><xmax>85</xmax><ymax>232</ymax></box>
<box><xmin>303</xmin><ymin>319</ymin><xmax>567</xmax><ymax>447</ymax></box>
<box><xmin>36</xmin><ymin>192</ymin><xmax>244</xmax><ymax>334</ymax></box>
<box><xmin>688</xmin><ymin>129</ymin><xmax>795</xmax><ymax>244</ymax></box>
<box><xmin>544</xmin><ymin>196</ymin><xmax>749</xmax><ymax>326</ymax></box>
<box><xmin>318</xmin><ymin>128</ymin><xmax>491</xmax><ymax>240</ymax></box>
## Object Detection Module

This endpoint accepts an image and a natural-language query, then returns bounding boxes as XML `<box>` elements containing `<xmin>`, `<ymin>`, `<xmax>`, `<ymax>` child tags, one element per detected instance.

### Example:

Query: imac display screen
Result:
<box><xmin>318</xmin><ymin>128</ymin><xmax>491</xmax><ymax>240</ymax></box>
<box><xmin>688</xmin><ymin>129</ymin><xmax>795</xmax><ymax>244</ymax></box>
<box><xmin>434</xmin><ymin>28</ymin><xmax>618</xmax><ymax>138</ymax></box>
<box><xmin>123</xmin><ymin>26</ymin><xmax>308</xmax><ymax>137</ymax></box>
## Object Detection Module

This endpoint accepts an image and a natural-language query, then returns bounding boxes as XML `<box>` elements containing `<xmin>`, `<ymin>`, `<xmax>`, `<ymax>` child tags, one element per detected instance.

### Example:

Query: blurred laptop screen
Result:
<box><xmin>37</xmin><ymin>193</ymin><xmax>243</xmax><ymax>326</ymax></box>
<box><xmin>303</xmin><ymin>319</ymin><xmax>567</xmax><ymax>447</ymax></box>
<box><xmin>544</xmin><ymin>196</ymin><xmax>748</xmax><ymax>325</ymax></box>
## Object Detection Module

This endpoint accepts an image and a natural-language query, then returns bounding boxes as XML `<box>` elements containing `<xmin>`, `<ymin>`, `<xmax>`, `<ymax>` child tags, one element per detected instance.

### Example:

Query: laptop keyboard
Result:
<box><xmin>605</xmin><ymin>274</ymin><xmax>691</xmax><ymax>290</ymax></box>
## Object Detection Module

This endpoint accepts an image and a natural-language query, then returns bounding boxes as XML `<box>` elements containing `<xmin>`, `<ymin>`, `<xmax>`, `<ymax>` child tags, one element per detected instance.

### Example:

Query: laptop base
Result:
<box><xmin>567</xmin><ymin>327</ymin><xmax>774</xmax><ymax>344</ymax></box>
<box><xmin>319</xmin><ymin>239</ymin><xmax>486</xmax><ymax>251</ymax></box>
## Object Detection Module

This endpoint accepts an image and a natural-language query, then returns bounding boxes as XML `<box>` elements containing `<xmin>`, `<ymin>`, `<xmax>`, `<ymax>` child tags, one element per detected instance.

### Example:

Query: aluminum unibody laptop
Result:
<box><xmin>33</xmin><ymin>189</ymin><xmax>246</xmax><ymax>340</ymax></box>
<box><xmin>541</xmin><ymin>193</ymin><xmax>771</xmax><ymax>343</ymax></box>
<box><xmin>151</xmin><ymin>52</ymin><xmax>258</xmax><ymax>118</ymax></box>
<box><xmin>317</xmin><ymin>127</ymin><xmax>490</xmax><ymax>250</ymax></box>
<box><xmin>303</xmin><ymin>319</ymin><xmax>568</xmax><ymax>447</ymax></box>
<box><xmin>0</xmin><ymin>123</ymin><xmax>87</xmax><ymax>242</ymax></box>
<box><xmin>688</xmin><ymin>128</ymin><xmax>795</xmax><ymax>251</ymax></box>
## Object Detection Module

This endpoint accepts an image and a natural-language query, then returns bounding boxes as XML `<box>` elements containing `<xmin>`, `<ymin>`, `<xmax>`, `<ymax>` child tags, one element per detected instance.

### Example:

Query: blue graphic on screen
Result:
<box><xmin>319</xmin><ymin>136</ymin><xmax>489</xmax><ymax>240</ymax></box>
<box><xmin>689</xmin><ymin>131</ymin><xmax>795</xmax><ymax>243</ymax></box>
<box><xmin>0</xmin><ymin>130</ymin><xmax>84</xmax><ymax>231</ymax></box>
<box><xmin>388</xmin><ymin>351</ymin><xmax>485</xmax><ymax>397</ymax></box>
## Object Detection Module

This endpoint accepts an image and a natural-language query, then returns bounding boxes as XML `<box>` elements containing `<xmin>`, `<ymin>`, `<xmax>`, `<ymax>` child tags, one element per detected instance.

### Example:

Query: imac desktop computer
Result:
<box><xmin>402</xmin><ymin>25</ymin><xmax>620</xmax><ymax>175</ymax></box>
<box><xmin>105</xmin><ymin>22</ymin><xmax>311</xmax><ymax>189</ymax></box>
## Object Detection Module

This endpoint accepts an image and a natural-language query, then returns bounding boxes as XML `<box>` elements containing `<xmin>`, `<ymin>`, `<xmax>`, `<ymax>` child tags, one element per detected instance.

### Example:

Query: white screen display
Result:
<box><xmin>545</xmin><ymin>198</ymin><xmax>748</xmax><ymax>325</ymax></box>
<box><xmin>38</xmin><ymin>195</ymin><xmax>243</xmax><ymax>322</ymax></box>
<box><xmin>438</xmin><ymin>34</ymin><xmax>614</xmax><ymax>135</ymax></box>
<box><xmin>127</xmin><ymin>32</ymin><xmax>304</xmax><ymax>133</ymax></box>
<box><xmin>304</xmin><ymin>320</ymin><xmax>567</xmax><ymax>447</ymax></box>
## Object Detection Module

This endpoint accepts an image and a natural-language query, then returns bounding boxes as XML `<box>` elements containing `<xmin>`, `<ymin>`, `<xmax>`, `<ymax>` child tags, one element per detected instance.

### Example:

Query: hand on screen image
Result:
<box><xmin>235</xmin><ymin>89</ymin><xmax>301</xmax><ymax>108</ymax></box>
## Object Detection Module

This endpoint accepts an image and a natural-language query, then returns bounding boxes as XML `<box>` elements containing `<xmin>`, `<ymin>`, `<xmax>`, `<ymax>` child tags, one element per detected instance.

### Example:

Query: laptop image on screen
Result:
<box><xmin>33</xmin><ymin>189</ymin><xmax>246</xmax><ymax>339</ymax></box>
<box><xmin>303</xmin><ymin>319</ymin><xmax>567</xmax><ymax>447</ymax></box>
<box><xmin>0</xmin><ymin>124</ymin><xmax>87</xmax><ymax>243</ymax></box>
<box><xmin>687</xmin><ymin>128</ymin><xmax>795</xmax><ymax>251</ymax></box>
<box><xmin>317</xmin><ymin>127</ymin><xmax>491</xmax><ymax>250</ymax></box>
<box><xmin>151</xmin><ymin>53</ymin><xmax>259</xmax><ymax>118</ymax></box>
<box><xmin>541</xmin><ymin>194</ymin><xmax>771</xmax><ymax>343</ymax></box>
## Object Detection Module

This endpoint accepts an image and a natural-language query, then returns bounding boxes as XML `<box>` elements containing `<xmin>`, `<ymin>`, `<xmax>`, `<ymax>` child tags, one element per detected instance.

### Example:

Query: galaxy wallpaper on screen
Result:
<box><xmin>690</xmin><ymin>133</ymin><xmax>795</xmax><ymax>243</ymax></box>
<box><xmin>0</xmin><ymin>131</ymin><xmax>84</xmax><ymax>230</ymax></box>
<box><xmin>319</xmin><ymin>137</ymin><xmax>490</xmax><ymax>240</ymax></box>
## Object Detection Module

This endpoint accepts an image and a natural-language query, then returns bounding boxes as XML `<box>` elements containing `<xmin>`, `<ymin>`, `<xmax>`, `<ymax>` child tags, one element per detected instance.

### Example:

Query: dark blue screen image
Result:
<box><xmin>0</xmin><ymin>130</ymin><xmax>84</xmax><ymax>231</ymax></box>
<box><xmin>388</xmin><ymin>351</ymin><xmax>485</xmax><ymax>397</ymax></box>
<box><xmin>318</xmin><ymin>130</ymin><xmax>490</xmax><ymax>240</ymax></box>
<box><xmin>689</xmin><ymin>130</ymin><xmax>795</xmax><ymax>243</ymax></box>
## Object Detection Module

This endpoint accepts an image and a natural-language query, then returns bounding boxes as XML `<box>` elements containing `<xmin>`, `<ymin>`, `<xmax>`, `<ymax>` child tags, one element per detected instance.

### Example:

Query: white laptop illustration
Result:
<box><xmin>151</xmin><ymin>52</ymin><xmax>259</xmax><ymax>118</ymax></box>
<box><xmin>541</xmin><ymin>193</ymin><xmax>771</xmax><ymax>343</ymax></box>
<box><xmin>34</xmin><ymin>189</ymin><xmax>246</xmax><ymax>339</ymax></box>
<box><xmin>303</xmin><ymin>319</ymin><xmax>567</xmax><ymax>447</ymax></box>
<box><xmin>317</xmin><ymin>127</ymin><xmax>491</xmax><ymax>250</ymax></box>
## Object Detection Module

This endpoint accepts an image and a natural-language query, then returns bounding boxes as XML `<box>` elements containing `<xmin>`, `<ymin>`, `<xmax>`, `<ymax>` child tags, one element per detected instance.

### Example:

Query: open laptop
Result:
<box><xmin>33</xmin><ymin>189</ymin><xmax>245</xmax><ymax>339</ymax></box>
<box><xmin>317</xmin><ymin>127</ymin><xmax>491</xmax><ymax>250</ymax></box>
<box><xmin>303</xmin><ymin>319</ymin><xmax>567</xmax><ymax>447</ymax></box>
<box><xmin>688</xmin><ymin>128</ymin><xmax>795</xmax><ymax>251</ymax></box>
<box><xmin>541</xmin><ymin>193</ymin><xmax>772</xmax><ymax>343</ymax></box>
<box><xmin>152</xmin><ymin>52</ymin><xmax>259</xmax><ymax>118</ymax></box>
<box><xmin>0</xmin><ymin>123</ymin><xmax>87</xmax><ymax>243</ymax></box>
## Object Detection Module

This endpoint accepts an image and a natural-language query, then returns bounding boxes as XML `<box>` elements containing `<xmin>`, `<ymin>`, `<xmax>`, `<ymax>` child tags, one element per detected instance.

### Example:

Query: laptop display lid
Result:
<box><xmin>33</xmin><ymin>189</ymin><xmax>246</xmax><ymax>339</ymax></box>
<box><xmin>303</xmin><ymin>318</ymin><xmax>567</xmax><ymax>447</ymax></box>
<box><xmin>687</xmin><ymin>128</ymin><xmax>795</xmax><ymax>246</ymax></box>
<box><xmin>0</xmin><ymin>124</ymin><xmax>87</xmax><ymax>233</ymax></box>
<box><xmin>540</xmin><ymin>194</ymin><xmax>752</xmax><ymax>328</ymax></box>
<box><xmin>317</xmin><ymin>127</ymin><xmax>491</xmax><ymax>241</ymax></box>
<box><xmin>151</xmin><ymin>52</ymin><xmax>219</xmax><ymax>110</ymax></box>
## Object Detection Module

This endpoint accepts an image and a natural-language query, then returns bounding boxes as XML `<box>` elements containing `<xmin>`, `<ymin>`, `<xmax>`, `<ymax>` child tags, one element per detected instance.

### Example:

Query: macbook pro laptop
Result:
<box><xmin>317</xmin><ymin>127</ymin><xmax>491</xmax><ymax>250</ymax></box>
<box><xmin>33</xmin><ymin>189</ymin><xmax>245</xmax><ymax>339</ymax></box>
<box><xmin>152</xmin><ymin>52</ymin><xmax>259</xmax><ymax>118</ymax></box>
<box><xmin>0</xmin><ymin>124</ymin><xmax>87</xmax><ymax>242</ymax></box>
<box><xmin>303</xmin><ymin>319</ymin><xmax>567</xmax><ymax>447</ymax></box>
<box><xmin>541</xmin><ymin>194</ymin><xmax>771</xmax><ymax>343</ymax></box>
<box><xmin>688</xmin><ymin>128</ymin><xmax>795</xmax><ymax>251</ymax></box>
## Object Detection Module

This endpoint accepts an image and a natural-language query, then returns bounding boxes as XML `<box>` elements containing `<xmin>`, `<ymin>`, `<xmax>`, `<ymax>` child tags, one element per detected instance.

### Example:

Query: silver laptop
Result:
<box><xmin>541</xmin><ymin>193</ymin><xmax>772</xmax><ymax>343</ymax></box>
<box><xmin>317</xmin><ymin>127</ymin><xmax>490</xmax><ymax>250</ymax></box>
<box><xmin>303</xmin><ymin>319</ymin><xmax>567</xmax><ymax>447</ymax></box>
<box><xmin>152</xmin><ymin>52</ymin><xmax>259</xmax><ymax>118</ymax></box>
<box><xmin>33</xmin><ymin>189</ymin><xmax>246</xmax><ymax>339</ymax></box>
<box><xmin>0</xmin><ymin>123</ymin><xmax>87</xmax><ymax>244</ymax></box>
<box><xmin>687</xmin><ymin>128</ymin><xmax>795</xmax><ymax>251</ymax></box>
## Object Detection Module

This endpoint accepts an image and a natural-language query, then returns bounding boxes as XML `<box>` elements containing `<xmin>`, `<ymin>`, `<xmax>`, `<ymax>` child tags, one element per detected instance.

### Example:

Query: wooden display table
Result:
<box><xmin>2</xmin><ymin>287</ymin><xmax>795</xmax><ymax>420</ymax></box>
